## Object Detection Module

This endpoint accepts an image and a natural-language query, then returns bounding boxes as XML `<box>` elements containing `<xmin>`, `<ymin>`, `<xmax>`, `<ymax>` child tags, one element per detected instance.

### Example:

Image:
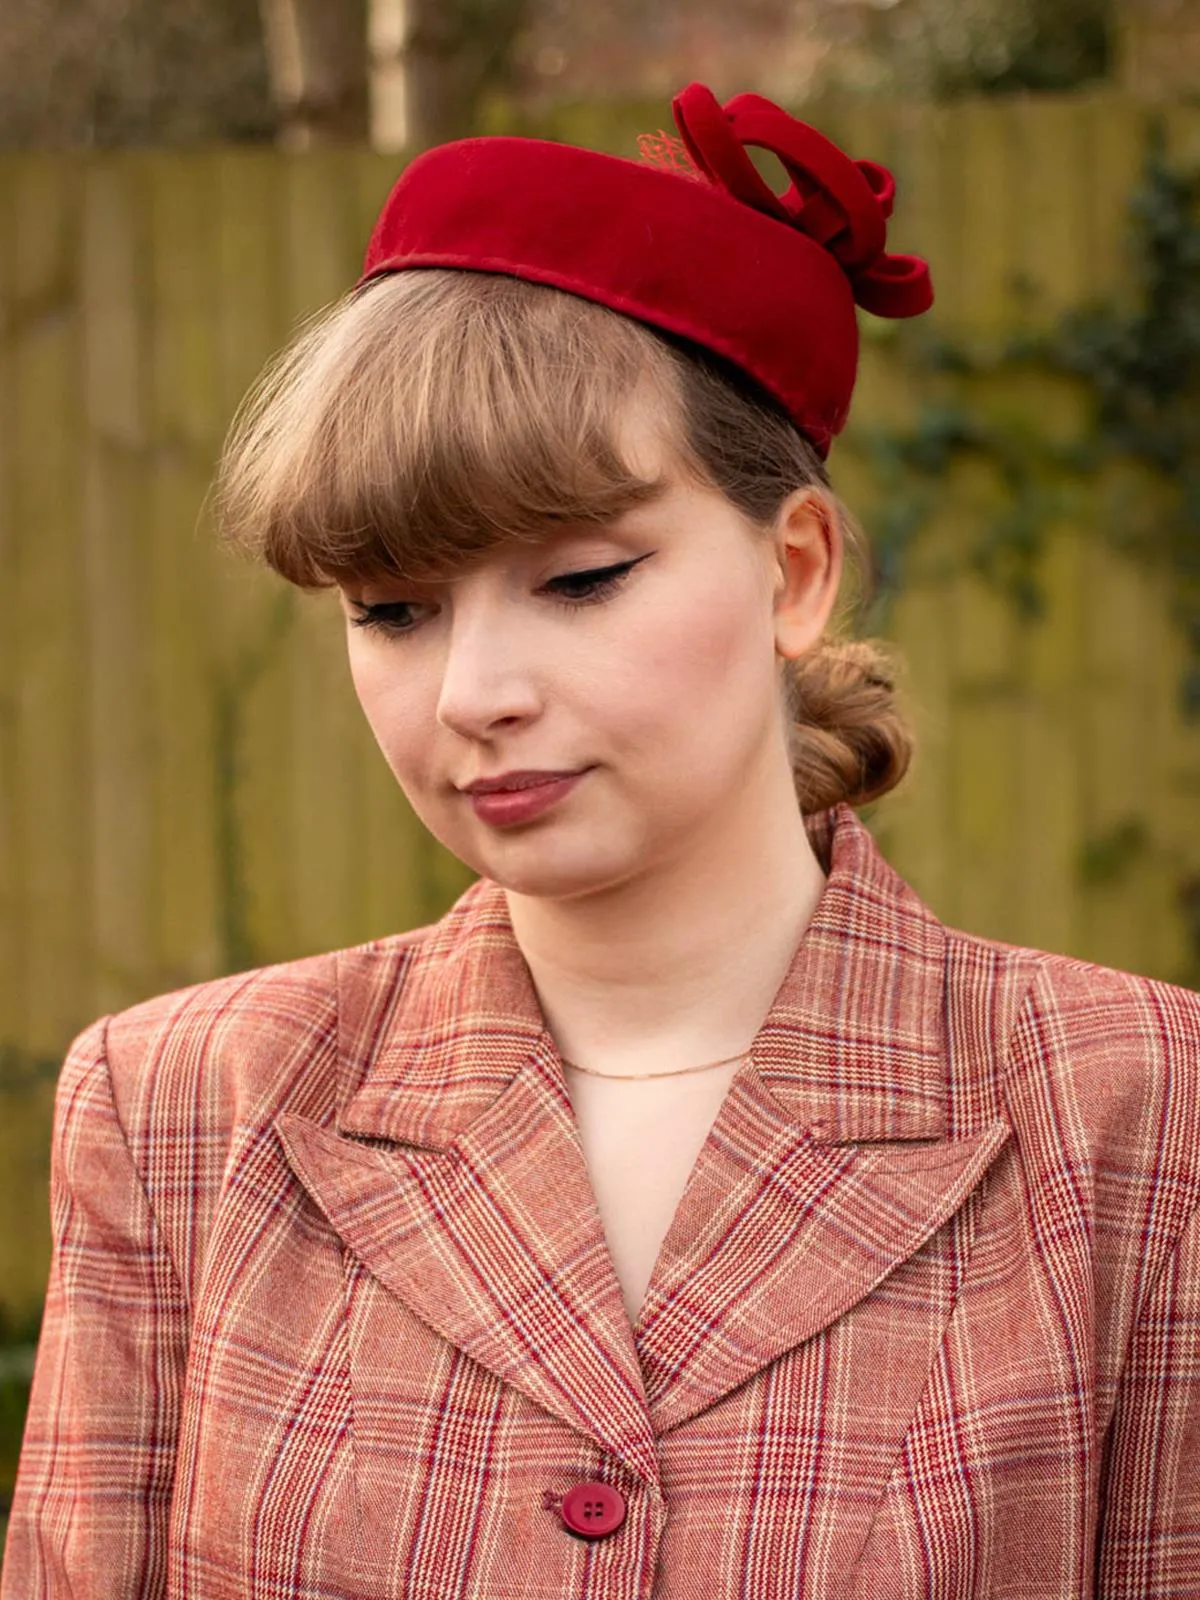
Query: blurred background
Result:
<box><xmin>2</xmin><ymin>0</ymin><xmax>1199</xmax><ymax>1558</ymax></box>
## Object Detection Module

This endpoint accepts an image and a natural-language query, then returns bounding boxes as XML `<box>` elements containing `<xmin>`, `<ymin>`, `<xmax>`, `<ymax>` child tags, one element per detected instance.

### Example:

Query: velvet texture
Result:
<box><xmin>357</xmin><ymin>82</ymin><xmax>934</xmax><ymax>456</ymax></box>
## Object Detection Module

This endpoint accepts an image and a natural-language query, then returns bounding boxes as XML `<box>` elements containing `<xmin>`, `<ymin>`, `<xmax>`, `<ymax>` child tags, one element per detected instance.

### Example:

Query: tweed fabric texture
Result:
<box><xmin>3</xmin><ymin>803</ymin><xmax>1200</xmax><ymax>1598</ymax></box>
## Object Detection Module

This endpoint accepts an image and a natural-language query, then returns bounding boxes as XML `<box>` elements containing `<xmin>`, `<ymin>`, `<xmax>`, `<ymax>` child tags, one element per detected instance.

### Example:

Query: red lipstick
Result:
<box><xmin>465</xmin><ymin>770</ymin><xmax>588</xmax><ymax>825</ymax></box>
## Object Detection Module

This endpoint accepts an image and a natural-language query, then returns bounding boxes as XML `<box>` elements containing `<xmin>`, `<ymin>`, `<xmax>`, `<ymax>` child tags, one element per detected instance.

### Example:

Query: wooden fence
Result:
<box><xmin>2</xmin><ymin>93</ymin><xmax>1200</xmax><ymax>1328</ymax></box>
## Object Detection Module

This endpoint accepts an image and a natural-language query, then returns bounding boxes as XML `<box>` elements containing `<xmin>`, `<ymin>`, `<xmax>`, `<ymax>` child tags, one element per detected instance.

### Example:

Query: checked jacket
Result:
<box><xmin>3</xmin><ymin>802</ymin><xmax>1200</xmax><ymax>1598</ymax></box>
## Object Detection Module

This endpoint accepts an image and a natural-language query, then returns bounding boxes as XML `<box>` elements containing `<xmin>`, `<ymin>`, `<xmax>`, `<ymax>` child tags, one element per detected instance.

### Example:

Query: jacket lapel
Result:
<box><xmin>276</xmin><ymin>1032</ymin><xmax>659</xmax><ymax>1484</ymax></box>
<box><xmin>274</xmin><ymin>804</ymin><xmax>1010</xmax><ymax>1479</ymax></box>
<box><xmin>631</xmin><ymin>805</ymin><xmax>1012</xmax><ymax>1431</ymax></box>
<box><xmin>632</xmin><ymin>1070</ymin><xmax>1007</xmax><ymax>1434</ymax></box>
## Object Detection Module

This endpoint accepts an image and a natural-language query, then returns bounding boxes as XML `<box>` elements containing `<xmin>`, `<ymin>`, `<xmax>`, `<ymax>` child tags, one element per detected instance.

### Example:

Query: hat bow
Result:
<box><xmin>670</xmin><ymin>82</ymin><xmax>932</xmax><ymax>319</ymax></box>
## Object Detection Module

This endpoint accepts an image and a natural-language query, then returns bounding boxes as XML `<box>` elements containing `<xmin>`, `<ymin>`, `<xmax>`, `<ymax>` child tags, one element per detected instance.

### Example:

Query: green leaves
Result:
<box><xmin>859</xmin><ymin>129</ymin><xmax>1200</xmax><ymax>711</ymax></box>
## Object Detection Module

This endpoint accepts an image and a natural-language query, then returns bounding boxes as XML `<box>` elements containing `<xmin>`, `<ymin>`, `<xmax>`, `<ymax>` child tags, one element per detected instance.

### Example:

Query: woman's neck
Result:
<box><xmin>503</xmin><ymin>787</ymin><xmax>827</xmax><ymax>1078</ymax></box>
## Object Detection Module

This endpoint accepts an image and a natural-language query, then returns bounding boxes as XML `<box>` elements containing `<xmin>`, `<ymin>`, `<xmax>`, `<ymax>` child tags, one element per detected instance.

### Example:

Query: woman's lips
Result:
<box><xmin>467</xmin><ymin>770</ymin><xmax>587</xmax><ymax>825</ymax></box>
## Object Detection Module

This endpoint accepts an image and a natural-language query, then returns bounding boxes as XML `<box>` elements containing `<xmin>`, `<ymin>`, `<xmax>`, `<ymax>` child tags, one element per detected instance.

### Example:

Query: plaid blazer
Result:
<box><xmin>4</xmin><ymin>803</ymin><xmax>1200</xmax><ymax>1599</ymax></box>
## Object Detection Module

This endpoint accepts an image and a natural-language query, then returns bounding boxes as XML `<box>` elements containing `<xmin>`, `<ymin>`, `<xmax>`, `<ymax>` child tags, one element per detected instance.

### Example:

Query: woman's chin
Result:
<box><xmin>470</xmin><ymin>836</ymin><xmax>643</xmax><ymax>902</ymax></box>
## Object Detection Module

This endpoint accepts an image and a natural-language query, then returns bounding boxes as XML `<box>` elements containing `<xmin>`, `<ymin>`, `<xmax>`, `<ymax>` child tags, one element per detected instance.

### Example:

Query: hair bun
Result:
<box><xmin>669</xmin><ymin>83</ymin><xmax>933</xmax><ymax>320</ymax></box>
<box><xmin>786</xmin><ymin>639</ymin><xmax>913</xmax><ymax>811</ymax></box>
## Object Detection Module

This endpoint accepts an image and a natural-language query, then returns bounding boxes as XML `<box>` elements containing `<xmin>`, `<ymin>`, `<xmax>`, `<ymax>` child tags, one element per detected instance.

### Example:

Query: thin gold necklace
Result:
<box><xmin>559</xmin><ymin>1048</ymin><xmax>751</xmax><ymax>1081</ymax></box>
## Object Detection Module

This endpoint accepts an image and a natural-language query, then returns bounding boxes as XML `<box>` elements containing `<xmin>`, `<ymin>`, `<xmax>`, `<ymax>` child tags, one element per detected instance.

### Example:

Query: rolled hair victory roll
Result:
<box><xmin>357</xmin><ymin>82</ymin><xmax>933</xmax><ymax>457</ymax></box>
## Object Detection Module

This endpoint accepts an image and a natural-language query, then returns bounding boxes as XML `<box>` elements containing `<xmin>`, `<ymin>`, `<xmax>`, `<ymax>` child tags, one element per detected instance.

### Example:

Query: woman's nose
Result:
<box><xmin>434</xmin><ymin>607</ymin><xmax>543</xmax><ymax>738</ymax></box>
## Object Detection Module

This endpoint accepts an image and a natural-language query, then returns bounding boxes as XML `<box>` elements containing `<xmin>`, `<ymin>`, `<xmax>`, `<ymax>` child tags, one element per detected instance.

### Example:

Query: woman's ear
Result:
<box><xmin>770</xmin><ymin>487</ymin><xmax>843</xmax><ymax>661</ymax></box>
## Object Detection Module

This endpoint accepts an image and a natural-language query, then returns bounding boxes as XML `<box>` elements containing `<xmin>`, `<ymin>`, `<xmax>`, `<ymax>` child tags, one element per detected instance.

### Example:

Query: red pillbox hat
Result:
<box><xmin>356</xmin><ymin>83</ymin><xmax>933</xmax><ymax>458</ymax></box>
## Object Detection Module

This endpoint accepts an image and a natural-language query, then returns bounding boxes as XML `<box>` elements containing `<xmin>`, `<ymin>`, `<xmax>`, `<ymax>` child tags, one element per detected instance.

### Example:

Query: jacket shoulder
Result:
<box><xmin>89</xmin><ymin>923</ymin><xmax>438</xmax><ymax>1141</ymax></box>
<box><xmin>51</xmin><ymin>926</ymin><xmax>444</xmax><ymax>1305</ymax></box>
<box><xmin>943</xmin><ymin>921</ymin><xmax>1200</xmax><ymax>1094</ymax></box>
<box><xmin>945</xmin><ymin>921</ymin><xmax>1200</xmax><ymax>1220</ymax></box>
<box><xmin>1000</xmin><ymin>939</ymin><xmax>1199</xmax><ymax>1124</ymax></box>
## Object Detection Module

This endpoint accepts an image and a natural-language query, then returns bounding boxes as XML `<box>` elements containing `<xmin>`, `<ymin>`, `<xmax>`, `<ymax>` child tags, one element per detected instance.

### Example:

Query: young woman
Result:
<box><xmin>4</xmin><ymin>82</ymin><xmax>1199</xmax><ymax>1599</ymax></box>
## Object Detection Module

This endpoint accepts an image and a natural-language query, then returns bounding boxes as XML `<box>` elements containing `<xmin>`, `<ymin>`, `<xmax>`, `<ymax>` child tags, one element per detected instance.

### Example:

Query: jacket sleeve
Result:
<box><xmin>0</xmin><ymin>1017</ymin><xmax>190</xmax><ymax>1598</ymax></box>
<box><xmin>1096</xmin><ymin>1197</ymin><xmax>1200</xmax><ymax>1596</ymax></box>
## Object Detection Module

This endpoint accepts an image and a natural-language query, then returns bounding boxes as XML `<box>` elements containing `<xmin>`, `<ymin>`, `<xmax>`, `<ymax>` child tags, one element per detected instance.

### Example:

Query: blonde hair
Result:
<box><xmin>213</xmin><ymin>269</ymin><xmax>913</xmax><ymax>812</ymax></box>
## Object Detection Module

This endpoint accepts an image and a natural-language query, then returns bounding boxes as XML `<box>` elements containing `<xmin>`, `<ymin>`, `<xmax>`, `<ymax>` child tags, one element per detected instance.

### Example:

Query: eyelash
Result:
<box><xmin>347</xmin><ymin>556</ymin><xmax>649</xmax><ymax>639</ymax></box>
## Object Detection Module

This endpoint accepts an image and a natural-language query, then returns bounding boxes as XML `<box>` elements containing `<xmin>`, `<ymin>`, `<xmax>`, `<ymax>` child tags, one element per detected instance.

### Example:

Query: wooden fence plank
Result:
<box><xmin>1015</xmin><ymin>517</ymin><xmax>1084</xmax><ymax>958</ymax></box>
<box><xmin>999</xmin><ymin>100</ymin><xmax>1095</xmax><ymax>956</ymax></box>
<box><xmin>1163</xmin><ymin>101</ymin><xmax>1200</xmax><ymax>170</ymax></box>
<box><xmin>943</xmin><ymin>103</ymin><xmax>1025</xmax><ymax>943</ymax></box>
<box><xmin>1078</xmin><ymin>531</ymin><xmax>1160</xmax><ymax>971</ymax></box>
<box><xmin>1086</xmin><ymin>94</ymin><xmax>1149</xmax><ymax>304</ymax></box>
<box><xmin>1074</xmin><ymin>99</ymin><xmax>1163</xmax><ymax>974</ymax></box>
<box><xmin>3</xmin><ymin>155</ymin><xmax>89</xmax><ymax>1329</ymax></box>
<box><xmin>147</xmin><ymin>152</ymin><xmax>224</xmax><ymax>994</ymax></box>
<box><xmin>1149</xmin><ymin>553</ymin><xmax>1200</xmax><ymax>989</ymax></box>
<box><xmin>12</xmin><ymin>156</ymin><xmax>91</xmax><ymax>1051</ymax></box>
<box><xmin>0</xmin><ymin>158</ymin><xmax>20</xmax><ymax>1052</ymax></box>
<box><xmin>1142</xmin><ymin>101</ymin><xmax>1200</xmax><ymax>988</ymax></box>
<box><xmin>81</xmin><ymin>158</ymin><xmax>158</xmax><ymax>1020</ymax></box>
<box><xmin>1013</xmin><ymin>98</ymin><xmax>1099</xmax><ymax>328</ymax></box>
<box><xmin>947</xmin><ymin>502</ymin><xmax>1024</xmax><ymax>945</ymax></box>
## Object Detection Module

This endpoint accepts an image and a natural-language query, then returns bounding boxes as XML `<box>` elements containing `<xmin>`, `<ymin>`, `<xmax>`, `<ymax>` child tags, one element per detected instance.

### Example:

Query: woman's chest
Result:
<box><xmin>562</xmin><ymin>1064</ymin><xmax>743</xmax><ymax>1326</ymax></box>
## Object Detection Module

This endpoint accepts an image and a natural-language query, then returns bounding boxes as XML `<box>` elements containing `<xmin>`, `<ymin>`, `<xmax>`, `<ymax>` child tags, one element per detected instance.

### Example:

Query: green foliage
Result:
<box><xmin>450</xmin><ymin>0</ymin><xmax>532</xmax><ymax>99</ymax></box>
<box><xmin>0</xmin><ymin>1311</ymin><xmax>38</xmax><ymax>1535</ymax></box>
<box><xmin>0</xmin><ymin>0</ymin><xmax>276</xmax><ymax>147</ymax></box>
<box><xmin>859</xmin><ymin>397</ymin><xmax>1061</xmax><ymax>627</ymax></box>
<box><xmin>0</xmin><ymin>1042</ymin><xmax>60</xmax><ymax>1096</ymax></box>
<box><xmin>856</xmin><ymin>129</ymin><xmax>1200</xmax><ymax>967</ymax></box>
<box><xmin>0</xmin><ymin>1353</ymin><xmax>33</xmax><ymax>1487</ymax></box>
<box><xmin>1077</xmin><ymin>816</ymin><xmax>1151</xmax><ymax>886</ymax></box>
<box><xmin>0</xmin><ymin>1305</ymin><xmax>41</xmax><ymax>1349</ymax></box>
<box><xmin>860</xmin><ymin>126</ymin><xmax>1200</xmax><ymax>715</ymax></box>
<box><xmin>868</xmin><ymin>0</ymin><xmax>1112</xmax><ymax>97</ymax></box>
<box><xmin>1053</xmin><ymin>133</ymin><xmax>1200</xmax><ymax>715</ymax></box>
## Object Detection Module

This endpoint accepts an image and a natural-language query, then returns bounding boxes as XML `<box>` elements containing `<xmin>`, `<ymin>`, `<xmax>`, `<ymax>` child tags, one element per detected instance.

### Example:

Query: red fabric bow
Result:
<box><xmin>670</xmin><ymin>83</ymin><xmax>932</xmax><ymax>319</ymax></box>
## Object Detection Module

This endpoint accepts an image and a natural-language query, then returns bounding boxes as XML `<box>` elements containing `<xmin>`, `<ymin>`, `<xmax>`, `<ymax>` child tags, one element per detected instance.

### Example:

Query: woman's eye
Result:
<box><xmin>347</xmin><ymin>599</ymin><xmax>425</xmax><ymax>637</ymax></box>
<box><xmin>543</xmin><ymin>557</ymin><xmax>647</xmax><ymax>606</ymax></box>
<box><xmin>347</xmin><ymin>555</ymin><xmax>650</xmax><ymax>638</ymax></box>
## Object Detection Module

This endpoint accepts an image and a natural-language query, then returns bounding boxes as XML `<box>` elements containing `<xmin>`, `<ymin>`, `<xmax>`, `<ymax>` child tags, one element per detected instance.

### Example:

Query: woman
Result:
<box><xmin>3</xmin><ymin>82</ymin><xmax>1199</xmax><ymax>1598</ymax></box>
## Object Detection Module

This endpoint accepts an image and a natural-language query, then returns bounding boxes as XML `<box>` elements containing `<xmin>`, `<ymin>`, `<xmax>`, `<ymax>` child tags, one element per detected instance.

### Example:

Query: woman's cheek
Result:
<box><xmin>640</xmin><ymin>604</ymin><xmax>747</xmax><ymax>714</ymax></box>
<box><xmin>349</xmin><ymin>655</ymin><xmax>428</xmax><ymax>783</ymax></box>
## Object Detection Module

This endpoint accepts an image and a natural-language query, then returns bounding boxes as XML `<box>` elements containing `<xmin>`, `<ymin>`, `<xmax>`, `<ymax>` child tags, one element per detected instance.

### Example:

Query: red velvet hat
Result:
<box><xmin>356</xmin><ymin>83</ymin><xmax>933</xmax><ymax>458</ymax></box>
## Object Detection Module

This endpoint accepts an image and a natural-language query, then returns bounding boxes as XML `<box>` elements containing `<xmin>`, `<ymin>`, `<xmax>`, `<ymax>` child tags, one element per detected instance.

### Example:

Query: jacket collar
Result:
<box><xmin>333</xmin><ymin>803</ymin><xmax>948</xmax><ymax>1150</ymax></box>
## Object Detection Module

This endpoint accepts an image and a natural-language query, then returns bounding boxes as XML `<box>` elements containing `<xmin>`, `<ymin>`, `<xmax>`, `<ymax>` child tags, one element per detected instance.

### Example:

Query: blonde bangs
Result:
<box><xmin>213</xmin><ymin>270</ymin><xmax>683</xmax><ymax>591</ymax></box>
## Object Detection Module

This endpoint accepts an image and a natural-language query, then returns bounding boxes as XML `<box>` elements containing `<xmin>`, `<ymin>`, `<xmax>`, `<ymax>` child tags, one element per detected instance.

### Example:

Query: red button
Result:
<box><xmin>559</xmin><ymin>1481</ymin><xmax>627</xmax><ymax>1538</ymax></box>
